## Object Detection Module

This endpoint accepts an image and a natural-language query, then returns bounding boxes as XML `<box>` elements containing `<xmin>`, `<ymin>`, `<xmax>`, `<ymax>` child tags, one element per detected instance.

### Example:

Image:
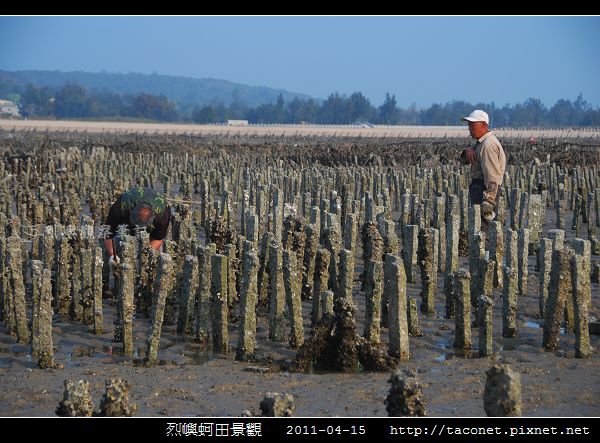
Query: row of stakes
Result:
<box><xmin>56</xmin><ymin>363</ymin><xmax>521</xmax><ymax>417</ymax></box>
<box><xmin>0</xmin><ymin>144</ymin><xmax>598</xmax><ymax>415</ymax></box>
<box><xmin>0</xmin><ymin>197</ymin><xmax>595</xmax><ymax>371</ymax></box>
<box><xmin>2</xmin><ymin>142</ymin><xmax>599</xmax><ymax>244</ymax></box>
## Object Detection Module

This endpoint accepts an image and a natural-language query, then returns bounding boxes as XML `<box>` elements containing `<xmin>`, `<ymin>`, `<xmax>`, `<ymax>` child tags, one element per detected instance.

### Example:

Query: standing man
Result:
<box><xmin>460</xmin><ymin>109</ymin><xmax>506</xmax><ymax>223</ymax></box>
<box><xmin>104</xmin><ymin>186</ymin><xmax>171</xmax><ymax>272</ymax></box>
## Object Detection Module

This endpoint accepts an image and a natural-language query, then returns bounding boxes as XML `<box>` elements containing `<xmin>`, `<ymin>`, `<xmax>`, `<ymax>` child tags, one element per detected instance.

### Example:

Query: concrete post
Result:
<box><xmin>453</xmin><ymin>269</ymin><xmax>472</xmax><ymax>350</ymax></box>
<box><xmin>211</xmin><ymin>254</ymin><xmax>229</xmax><ymax>353</ymax></box>
<box><xmin>268</xmin><ymin>242</ymin><xmax>285</xmax><ymax>342</ymax></box>
<box><xmin>363</xmin><ymin>259</ymin><xmax>383</xmax><ymax>343</ymax></box>
<box><xmin>145</xmin><ymin>253</ymin><xmax>173</xmax><ymax>366</ymax></box>
<box><xmin>312</xmin><ymin>248</ymin><xmax>330</xmax><ymax>324</ymax></box>
<box><xmin>176</xmin><ymin>255</ymin><xmax>199</xmax><ymax>336</ymax></box>
<box><xmin>283</xmin><ymin>250</ymin><xmax>304</xmax><ymax>348</ymax></box>
<box><xmin>478</xmin><ymin>294</ymin><xmax>494</xmax><ymax>357</ymax></box>
<box><xmin>236</xmin><ymin>248</ymin><xmax>259</xmax><ymax>361</ymax></box>
<box><xmin>385</xmin><ymin>254</ymin><xmax>409</xmax><ymax>361</ymax></box>
<box><xmin>501</xmin><ymin>266</ymin><xmax>518</xmax><ymax>338</ymax></box>
<box><xmin>542</xmin><ymin>249</ymin><xmax>573</xmax><ymax>351</ymax></box>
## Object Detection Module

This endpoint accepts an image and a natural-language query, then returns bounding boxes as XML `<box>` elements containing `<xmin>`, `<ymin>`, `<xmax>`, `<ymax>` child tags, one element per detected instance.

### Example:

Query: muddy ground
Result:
<box><xmin>0</xmin><ymin>207</ymin><xmax>599</xmax><ymax>418</ymax></box>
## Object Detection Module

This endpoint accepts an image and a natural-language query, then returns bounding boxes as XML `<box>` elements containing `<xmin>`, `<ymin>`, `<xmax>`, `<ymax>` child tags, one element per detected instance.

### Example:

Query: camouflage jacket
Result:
<box><xmin>105</xmin><ymin>187</ymin><xmax>171</xmax><ymax>240</ymax></box>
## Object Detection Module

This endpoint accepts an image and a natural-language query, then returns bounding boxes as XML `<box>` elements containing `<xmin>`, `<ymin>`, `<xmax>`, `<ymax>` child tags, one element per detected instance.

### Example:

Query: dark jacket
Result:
<box><xmin>105</xmin><ymin>187</ymin><xmax>171</xmax><ymax>240</ymax></box>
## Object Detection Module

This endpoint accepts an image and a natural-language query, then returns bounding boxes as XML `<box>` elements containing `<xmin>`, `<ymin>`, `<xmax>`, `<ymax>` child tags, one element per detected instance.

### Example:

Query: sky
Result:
<box><xmin>1</xmin><ymin>16</ymin><xmax>599</xmax><ymax>108</ymax></box>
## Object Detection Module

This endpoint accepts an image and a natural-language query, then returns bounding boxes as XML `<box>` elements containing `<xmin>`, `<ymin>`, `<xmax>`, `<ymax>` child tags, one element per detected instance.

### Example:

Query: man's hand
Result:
<box><xmin>109</xmin><ymin>255</ymin><xmax>121</xmax><ymax>276</ymax></box>
<box><xmin>481</xmin><ymin>201</ymin><xmax>496</xmax><ymax>222</ymax></box>
<box><xmin>461</xmin><ymin>148</ymin><xmax>477</xmax><ymax>165</ymax></box>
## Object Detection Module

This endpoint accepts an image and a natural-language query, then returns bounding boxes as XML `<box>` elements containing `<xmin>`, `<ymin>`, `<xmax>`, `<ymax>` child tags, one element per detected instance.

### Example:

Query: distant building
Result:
<box><xmin>227</xmin><ymin>119</ymin><xmax>249</xmax><ymax>126</ymax></box>
<box><xmin>0</xmin><ymin>100</ymin><xmax>20</xmax><ymax>118</ymax></box>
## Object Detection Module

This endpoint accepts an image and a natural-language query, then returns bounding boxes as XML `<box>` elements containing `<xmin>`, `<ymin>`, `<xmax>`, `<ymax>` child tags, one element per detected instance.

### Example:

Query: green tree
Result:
<box><xmin>192</xmin><ymin>104</ymin><xmax>220</xmax><ymax>123</ymax></box>
<box><xmin>128</xmin><ymin>93</ymin><xmax>179</xmax><ymax>121</ymax></box>
<box><xmin>228</xmin><ymin>88</ymin><xmax>248</xmax><ymax>120</ymax></box>
<box><xmin>398</xmin><ymin>102</ymin><xmax>419</xmax><ymax>124</ymax></box>
<box><xmin>511</xmin><ymin>98</ymin><xmax>546</xmax><ymax>127</ymax></box>
<box><xmin>348</xmin><ymin>92</ymin><xmax>375</xmax><ymax>123</ymax></box>
<box><xmin>22</xmin><ymin>84</ymin><xmax>54</xmax><ymax>117</ymax></box>
<box><xmin>287</xmin><ymin>97</ymin><xmax>319</xmax><ymax>123</ymax></box>
<box><xmin>273</xmin><ymin>94</ymin><xmax>286</xmax><ymax>123</ymax></box>
<box><xmin>490</xmin><ymin>104</ymin><xmax>513</xmax><ymax>128</ymax></box>
<box><xmin>87</xmin><ymin>90</ymin><xmax>123</xmax><ymax>118</ymax></box>
<box><xmin>548</xmin><ymin>99</ymin><xmax>574</xmax><ymax>127</ymax></box>
<box><xmin>55</xmin><ymin>84</ymin><xmax>89</xmax><ymax>118</ymax></box>
<box><xmin>377</xmin><ymin>93</ymin><xmax>400</xmax><ymax>124</ymax></box>
<box><xmin>420</xmin><ymin>103</ymin><xmax>447</xmax><ymax>125</ymax></box>
<box><xmin>319</xmin><ymin>92</ymin><xmax>347</xmax><ymax>124</ymax></box>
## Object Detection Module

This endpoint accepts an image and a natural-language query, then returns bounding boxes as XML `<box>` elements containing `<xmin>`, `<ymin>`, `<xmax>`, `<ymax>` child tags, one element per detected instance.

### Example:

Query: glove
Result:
<box><xmin>109</xmin><ymin>255</ymin><xmax>121</xmax><ymax>276</ymax></box>
<box><xmin>481</xmin><ymin>201</ymin><xmax>496</xmax><ymax>222</ymax></box>
<box><xmin>461</xmin><ymin>148</ymin><xmax>477</xmax><ymax>165</ymax></box>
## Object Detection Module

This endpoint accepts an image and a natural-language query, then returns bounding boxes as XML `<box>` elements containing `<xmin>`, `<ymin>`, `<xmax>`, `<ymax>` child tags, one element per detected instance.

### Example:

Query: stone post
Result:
<box><xmin>301</xmin><ymin>224</ymin><xmax>318</xmax><ymax>300</ymax></box>
<box><xmin>236</xmin><ymin>247</ymin><xmax>259</xmax><ymax>361</ymax></box>
<box><xmin>38</xmin><ymin>267</ymin><xmax>58</xmax><ymax>368</ymax></box>
<box><xmin>402</xmin><ymin>225</ymin><xmax>418</xmax><ymax>284</ymax></box>
<box><xmin>538</xmin><ymin>238</ymin><xmax>553</xmax><ymax>318</ymax></box>
<box><xmin>8</xmin><ymin>236</ymin><xmax>28</xmax><ymax>343</ymax></box>
<box><xmin>417</xmin><ymin>227</ymin><xmax>438</xmax><ymax>314</ymax></box>
<box><xmin>93</xmin><ymin>247</ymin><xmax>104</xmax><ymax>335</ymax></box>
<box><xmin>501</xmin><ymin>266</ymin><xmax>518</xmax><ymax>338</ymax></box>
<box><xmin>542</xmin><ymin>249</ymin><xmax>573</xmax><ymax>351</ymax></box>
<box><xmin>312</xmin><ymin>248</ymin><xmax>330</xmax><ymax>324</ymax></box>
<box><xmin>337</xmin><ymin>249</ymin><xmax>354</xmax><ymax>303</ymax></box>
<box><xmin>517</xmin><ymin>229</ymin><xmax>529</xmax><ymax>296</ymax></box>
<box><xmin>489</xmin><ymin>221</ymin><xmax>504</xmax><ymax>289</ymax></box>
<box><xmin>478</xmin><ymin>294</ymin><xmax>494</xmax><ymax>357</ymax></box>
<box><xmin>56</xmin><ymin>234</ymin><xmax>71</xmax><ymax>319</ymax></box>
<box><xmin>452</xmin><ymin>269</ymin><xmax>472</xmax><ymax>350</ymax></box>
<box><xmin>211</xmin><ymin>254</ymin><xmax>229</xmax><ymax>353</ymax></box>
<box><xmin>363</xmin><ymin>260</ymin><xmax>383</xmax><ymax>343</ymax></box>
<box><xmin>571</xmin><ymin>240</ymin><xmax>591</xmax><ymax>358</ymax></box>
<box><xmin>268</xmin><ymin>243</ymin><xmax>285</xmax><ymax>342</ymax></box>
<box><xmin>385</xmin><ymin>254</ymin><xmax>409</xmax><ymax>361</ymax></box>
<box><xmin>145</xmin><ymin>253</ymin><xmax>174</xmax><ymax>366</ymax></box>
<box><xmin>283</xmin><ymin>250</ymin><xmax>304</xmax><ymax>348</ymax></box>
<box><xmin>195</xmin><ymin>245</ymin><xmax>212</xmax><ymax>343</ymax></box>
<box><xmin>176</xmin><ymin>255</ymin><xmax>199</xmax><ymax>336</ymax></box>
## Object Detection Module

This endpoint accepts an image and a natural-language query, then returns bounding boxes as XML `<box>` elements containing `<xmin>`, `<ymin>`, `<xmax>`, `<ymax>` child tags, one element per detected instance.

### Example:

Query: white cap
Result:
<box><xmin>462</xmin><ymin>109</ymin><xmax>489</xmax><ymax>125</ymax></box>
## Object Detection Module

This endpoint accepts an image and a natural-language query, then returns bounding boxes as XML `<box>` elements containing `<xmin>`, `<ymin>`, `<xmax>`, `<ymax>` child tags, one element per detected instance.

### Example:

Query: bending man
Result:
<box><xmin>104</xmin><ymin>186</ymin><xmax>171</xmax><ymax>271</ymax></box>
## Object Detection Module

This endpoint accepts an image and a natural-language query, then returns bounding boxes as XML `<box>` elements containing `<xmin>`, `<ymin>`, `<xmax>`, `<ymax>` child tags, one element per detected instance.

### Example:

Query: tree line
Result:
<box><xmin>17</xmin><ymin>84</ymin><xmax>178</xmax><ymax>122</ymax></box>
<box><xmin>9</xmin><ymin>83</ymin><xmax>600</xmax><ymax>127</ymax></box>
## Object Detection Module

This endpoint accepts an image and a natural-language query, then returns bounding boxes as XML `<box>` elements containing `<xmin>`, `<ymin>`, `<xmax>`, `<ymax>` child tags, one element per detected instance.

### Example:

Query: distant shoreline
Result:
<box><xmin>1</xmin><ymin>119</ymin><xmax>598</xmax><ymax>139</ymax></box>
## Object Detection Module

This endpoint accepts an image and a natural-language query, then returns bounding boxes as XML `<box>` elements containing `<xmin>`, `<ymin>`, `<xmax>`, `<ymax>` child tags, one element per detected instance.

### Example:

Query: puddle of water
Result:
<box><xmin>525</xmin><ymin>321</ymin><xmax>565</xmax><ymax>335</ymax></box>
<box><xmin>63</xmin><ymin>342</ymin><xmax>212</xmax><ymax>366</ymax></box>
<box><xmin>182</xmin><ymin>346</ymin><xmax>210</xmax><ymax>365</ymax></box>
<box><xmin>132</xmin><ymin>358</ymin><xmax>178</xmax><ymax>367</ymax></box>
<box><xmin>436</xmin><ymin>340</ymin><xmax>451</xmax><ymax>349</ymax></box>
<box><xmin>66</xmin><ymin>344</ymin><xmax>130</xmax><ymax>361</ymax></box>
<box><xmin>445</xmin><ymin>348</ymin><xmax>478</xmax><ymax>359</ymax></box>
<box><xmin>69</xmin><ymin>347</ymin><xmax>96</xmax><ymax>359</ymax></box>
<box><xmin>0</xmin><ymin>347</ymin><xmax>31</xmax><ymax>358</ymax></box>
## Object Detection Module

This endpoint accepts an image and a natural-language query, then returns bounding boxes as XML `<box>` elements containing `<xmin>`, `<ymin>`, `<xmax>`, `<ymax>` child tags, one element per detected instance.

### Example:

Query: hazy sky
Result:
<box><xmin>1</xmin><ymin>16</ymin><xmax>599</xmax><ymax>108</ymax></box>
